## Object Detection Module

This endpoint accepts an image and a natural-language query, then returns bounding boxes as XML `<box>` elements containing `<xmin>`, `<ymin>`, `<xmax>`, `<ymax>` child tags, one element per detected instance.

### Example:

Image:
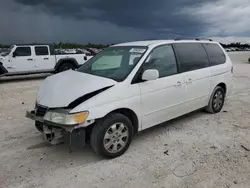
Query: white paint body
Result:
<box><xmin>36</xmin><ymin>40</ymin><xmax>233</xmax><ymax>132</ymax></box>
<box><xmin>0</xmin><ymin>44</ymin><xmax>92</xmax><ymax>75</ymax></box>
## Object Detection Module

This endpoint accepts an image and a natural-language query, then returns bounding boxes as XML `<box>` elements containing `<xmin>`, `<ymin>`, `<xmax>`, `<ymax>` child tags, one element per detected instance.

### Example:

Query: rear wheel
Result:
<box><xmin>205</xmin><ymin>86</ymin><xmax>225</xmax><ymax>113</ymax></box>
<box><xmin>58</xmin><ymin>63</ymin><xmax>76</xmax><ymax>73</ymax></box>
<box><xmin>90</xmin><ymin>113</ymin><xmax>133</xmax><ymax>158</ymax></box>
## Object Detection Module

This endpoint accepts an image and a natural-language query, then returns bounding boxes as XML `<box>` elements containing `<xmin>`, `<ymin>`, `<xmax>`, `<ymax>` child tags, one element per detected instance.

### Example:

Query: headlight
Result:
<box><xmin>44</xmin><ymin>110</ymin><xmax>88</xmax><ymax>125</ymax></box>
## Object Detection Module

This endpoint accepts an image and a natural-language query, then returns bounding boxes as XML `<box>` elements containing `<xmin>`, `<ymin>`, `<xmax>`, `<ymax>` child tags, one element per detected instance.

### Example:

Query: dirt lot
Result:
<box><xmin>0</xmin><ymin>52</ymin><xmax>250</xmax><ymax>188</ymax></box>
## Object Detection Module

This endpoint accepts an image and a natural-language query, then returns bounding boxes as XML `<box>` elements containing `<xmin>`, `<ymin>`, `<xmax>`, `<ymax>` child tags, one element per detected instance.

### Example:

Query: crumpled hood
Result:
<box><xmin>37</xmin><ymin>70</ymin><xmax>117</xmax><ymax>108</ymax></box>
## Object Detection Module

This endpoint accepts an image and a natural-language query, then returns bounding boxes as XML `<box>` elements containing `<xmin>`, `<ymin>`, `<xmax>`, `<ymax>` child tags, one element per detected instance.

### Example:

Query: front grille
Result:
<box><xmin>35</xmin><ymin>105</ymin><xmax>48</xmax><ymax>117</ymax></box>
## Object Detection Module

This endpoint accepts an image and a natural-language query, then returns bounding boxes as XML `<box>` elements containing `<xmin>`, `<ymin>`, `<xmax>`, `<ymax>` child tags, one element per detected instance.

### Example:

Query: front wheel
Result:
<box><xmin>90</xmin><ymin>113</ymin><xmax>133</xmax><ymax>158</ymax></box>
<box><xmin>205</xmin><ymin>86</ymin><xmax>225</xmax><ymax>113</ymax></box>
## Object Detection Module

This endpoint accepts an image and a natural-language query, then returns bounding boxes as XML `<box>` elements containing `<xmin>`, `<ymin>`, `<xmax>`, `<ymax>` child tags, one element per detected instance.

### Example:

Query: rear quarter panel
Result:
<box><xmin>209</xmin><ymin>50</ymin><xmax>233</xmax><ymax>99</ymax></box>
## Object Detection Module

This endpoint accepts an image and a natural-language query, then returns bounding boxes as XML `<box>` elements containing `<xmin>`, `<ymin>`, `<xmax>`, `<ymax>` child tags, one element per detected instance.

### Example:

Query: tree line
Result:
<box><xmin>53</xmin><ymin>42</ymin><xmax>111</xmax><ymax>49</ymax></box>
<box><xmin>220</xmin><ymin>42</ymin><xmax>250</xmax><ymax>48</ymax></box>
<box><xmin>0</xmin><ymin>42</ymin><xmax>111</xmax><ymax>49</ymax></box>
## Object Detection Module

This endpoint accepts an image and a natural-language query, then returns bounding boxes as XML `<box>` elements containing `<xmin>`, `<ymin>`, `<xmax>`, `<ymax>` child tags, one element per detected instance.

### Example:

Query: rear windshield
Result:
<box><xmin>78</xmin><ymin>46</ymin><xmax>147</xmax><ymax>82</ymax></box>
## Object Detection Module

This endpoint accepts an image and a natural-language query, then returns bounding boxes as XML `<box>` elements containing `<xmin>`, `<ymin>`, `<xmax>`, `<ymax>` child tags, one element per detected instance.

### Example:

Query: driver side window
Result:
<box><xmin>144</xmin><ymin>45</ymin><xmax>177</xmax><ymax>78</ymax></box>
<box><xmin>14</xmin><ymin>47</ymin><xmax>31</xmax><ymax>57</ymax></box>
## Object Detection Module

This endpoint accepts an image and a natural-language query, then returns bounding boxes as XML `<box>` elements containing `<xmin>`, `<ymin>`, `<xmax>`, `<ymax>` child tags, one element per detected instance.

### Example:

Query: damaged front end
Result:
<box><xmin>26</xmin><ymin>104</ymin><xmax>94</xmax><ymax>152</ymax></box>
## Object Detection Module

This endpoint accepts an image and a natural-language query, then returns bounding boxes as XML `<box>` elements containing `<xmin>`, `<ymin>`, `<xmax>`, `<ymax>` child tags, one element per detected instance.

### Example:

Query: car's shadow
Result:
<box><xmin>134</xmin><ymin>110</ymin><xmax>204</xmax><ymax>140</ymax></box>
<box><xmin>0</xmin><ymin>73</ymin><xmax>51</xmax><ymax>83</ymax></box>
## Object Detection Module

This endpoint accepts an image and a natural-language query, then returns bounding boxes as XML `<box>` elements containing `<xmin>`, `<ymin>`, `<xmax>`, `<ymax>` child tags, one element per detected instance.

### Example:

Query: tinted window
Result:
<box><xmin>143</xmin><ymin>45</ymin><xmax>177</xmax><ymax>78</ymax></box>
<box><xmin>35</xmin><ymin>46</ymin><xmax>49</xmax><ymax>56</ymax></box>
<box><xmin>14</xmin><ymin>47</ymin><xmax>31</xmax><ymax>56</ymax></box>
<box><xmin>174</xmin><ymin>43</ymin><xmax>209</xmax><ymax>72</ymax></box>
<box><xmin>203</xmin><ymin>43</ymin><xmax>226</xmax><ymax>66</ymax></box>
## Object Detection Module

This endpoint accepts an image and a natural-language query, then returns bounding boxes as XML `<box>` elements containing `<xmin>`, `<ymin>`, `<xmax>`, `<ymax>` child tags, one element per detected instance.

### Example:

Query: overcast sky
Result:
<box><xmin>1</xmin><ymin>0</ymin><xmax>250</xmax><ymax>44</ymax></box>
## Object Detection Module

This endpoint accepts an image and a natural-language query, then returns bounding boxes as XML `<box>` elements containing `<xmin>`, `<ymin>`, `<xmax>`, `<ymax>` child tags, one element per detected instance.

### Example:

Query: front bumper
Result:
<box><xmin>26</xmin><ymin>110</ymin><xmax>86</xmax><ymax>151</ymax></box>
<box><xmin>26</xmin><ymin>110</ymin><xmax>44</xmax><ymax>122</ymax></box>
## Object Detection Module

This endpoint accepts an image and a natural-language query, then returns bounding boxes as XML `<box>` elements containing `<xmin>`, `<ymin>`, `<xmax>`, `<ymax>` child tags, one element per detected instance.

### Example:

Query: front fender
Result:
<box><xmin>71</xmin><ymin>96</ymin><xmax>142</xmax><ymax>131</ymax></box>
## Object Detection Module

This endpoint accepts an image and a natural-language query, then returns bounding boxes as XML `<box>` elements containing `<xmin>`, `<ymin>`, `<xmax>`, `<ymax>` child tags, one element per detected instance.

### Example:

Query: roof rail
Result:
<box><xmin>174</xmin><ymin>38</ymin><xmax>213</xmax><ymax>41</ymax></box>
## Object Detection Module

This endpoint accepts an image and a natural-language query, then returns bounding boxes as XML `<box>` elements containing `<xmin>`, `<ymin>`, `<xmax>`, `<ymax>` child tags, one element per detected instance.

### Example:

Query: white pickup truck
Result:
<box><xmin>0</xmin><ymin>44</ymin><xmax>92</xmax><ymax>76</ymax></box>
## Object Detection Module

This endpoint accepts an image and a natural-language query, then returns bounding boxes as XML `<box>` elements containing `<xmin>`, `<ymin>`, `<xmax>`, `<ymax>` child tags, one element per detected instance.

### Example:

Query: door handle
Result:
<box><xmin>44</xmin><ymin>58</ymin><xmax>49</xmax><ymax>60</ymax></box>
<box><xmin>174</xmin><ymin>81</ymin><xmax>182</xmax><ymax>87</ymax></box>
<box><xmin>27</xmin><ymin>58</ymin><xmax>33</xmax><ymax>61</ymax></box>
<box><xmin>186</xmin><ymin>78</ymin><xmax>192</xmax><ymax>84</ymax></box>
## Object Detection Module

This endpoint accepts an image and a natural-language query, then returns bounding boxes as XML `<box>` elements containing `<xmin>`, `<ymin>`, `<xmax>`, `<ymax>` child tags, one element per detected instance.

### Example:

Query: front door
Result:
<box><xmin>139</xmin><ymin>44</ymin><xmax>185</xmax><ymax>130</ymax></box>
<box><xmin>10</xmin><ymin>46</ymin><xmax>35</xmax><ymax>73</ymax></box>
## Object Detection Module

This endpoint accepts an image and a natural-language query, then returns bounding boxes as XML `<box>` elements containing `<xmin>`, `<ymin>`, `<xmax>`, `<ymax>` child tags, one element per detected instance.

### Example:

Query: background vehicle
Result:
<box><xmin>26</xmin><ymin>39</ymin><xmax>233</xmax><ymax>158</ymax></box>
<box><xmin>0</xmin><ymin>44</ymin><xmax>93</xmax><ymax>76</ymax></box>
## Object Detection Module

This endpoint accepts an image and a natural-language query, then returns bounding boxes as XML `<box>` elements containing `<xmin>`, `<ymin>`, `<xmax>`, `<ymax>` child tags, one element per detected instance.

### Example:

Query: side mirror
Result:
<box><xmin>142</xmin><ymin>69</ymin><xmax>159</xmax><ymax>81</ymax></box>
<box><xmin>84</xmin><ymin>56</ymin><xmax>87</xmax><ymax>61</ymax></box>
<box><xmin>12</xmin><ymin>52</ymin><xmax>17</xmax><ymax>58</ymax></box>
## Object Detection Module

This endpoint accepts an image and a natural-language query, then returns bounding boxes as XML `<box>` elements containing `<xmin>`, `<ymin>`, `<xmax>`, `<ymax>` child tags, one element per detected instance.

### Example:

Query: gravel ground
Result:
<box><xmin>0</xmin><ymin>52</ymin><xmax>250</xmax><ymax>188</ymax></box>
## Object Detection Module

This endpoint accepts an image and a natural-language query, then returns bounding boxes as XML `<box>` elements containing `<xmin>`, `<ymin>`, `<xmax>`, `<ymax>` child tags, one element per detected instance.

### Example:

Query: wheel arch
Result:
<box><xmin>0</xmin><ymin>62</ymin><xmax>8</xmax><ymax>75</ymax></box>
<box><xmin>54</xmin><ymin>58</ymin><xmax>79</xmax><ymax>72</ymax></box>
<box><xmin>217</xmin><ymin>82</ymin><xmax>227</xmax><ymax>94</ymax></box>
<box><xmin>105</xmin><ymin>108</ymin><xmax>139</xmax><ymax>135</ymax></box>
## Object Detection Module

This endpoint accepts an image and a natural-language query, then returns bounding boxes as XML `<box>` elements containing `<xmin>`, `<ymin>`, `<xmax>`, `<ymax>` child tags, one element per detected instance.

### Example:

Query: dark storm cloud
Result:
<box><xmin>3</xmin><ymin>0</ymin><xmax>249</xmax><ymax>44</ymax></box>
<box><xmin>15</xmin><ymin>0</ymin><xmax>213</xmax><ymax>37</ymax></box>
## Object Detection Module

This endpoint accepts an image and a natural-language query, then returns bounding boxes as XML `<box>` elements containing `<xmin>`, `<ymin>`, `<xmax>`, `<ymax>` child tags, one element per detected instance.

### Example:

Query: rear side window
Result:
<box><xmin>174</xmin><ymin>43</ymin><xmax>209</xmax><ymax>72</ymax></box>
<box><xmin>35</xmin><ymin>46</ymin><xmax>49</xmax><ymax>56</ymax></box>
<box><xmin>143</xmin><ymin>44</ymin><xmax>177</xmax><ymax>78</ymax></box>
<box><xmin>203</xmin><ymin>43</ymin><xmax>226</xmax><ymax>66</ymax></box>
<box><xmin>14</xmin><ymin>47</ymin><xmax>31</xmax><ymax>57</ymax></box>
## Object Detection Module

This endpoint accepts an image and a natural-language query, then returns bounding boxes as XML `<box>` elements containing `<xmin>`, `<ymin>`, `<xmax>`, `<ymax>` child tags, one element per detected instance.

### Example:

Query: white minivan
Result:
<box><xmin>26</xmin><ymin>39</ymin><xmax>233</xmax><ymax>158</ymax></box>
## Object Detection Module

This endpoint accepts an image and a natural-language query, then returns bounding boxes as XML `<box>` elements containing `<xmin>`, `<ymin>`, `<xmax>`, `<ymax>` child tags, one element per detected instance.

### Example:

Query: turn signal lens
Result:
<box><xmin>71</xmin><ymin>112</ymin><xmax>89</xmax><ymax>124</ymax></box>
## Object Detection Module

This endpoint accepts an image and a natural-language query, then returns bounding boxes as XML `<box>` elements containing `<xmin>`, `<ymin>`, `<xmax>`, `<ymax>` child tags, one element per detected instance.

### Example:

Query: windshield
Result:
<box><xmin>1</xmin><ymin>45</ymin><xmax>14</xmax><ymax>56</ymax></box>
<box><xmin>78</xmin><ymin>46</ymin><xmax>147</xmax><ymax>82</ymax></box>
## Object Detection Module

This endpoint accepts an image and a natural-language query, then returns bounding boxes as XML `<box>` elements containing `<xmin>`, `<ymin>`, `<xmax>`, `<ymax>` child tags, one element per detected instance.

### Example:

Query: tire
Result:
<box><xmin>90</xmin><ymin>113</ymin><xmax>134</xmax><ymax>158</ymax></box>
<box><xmin>205</xmin><ymin>86</ymin><xmax>225</xmax><ymax>114</ymax></box>
<box><xmin>58</xmin><ymin>63</ymin><xmax>76</xmax><ymax>73</ymax></box>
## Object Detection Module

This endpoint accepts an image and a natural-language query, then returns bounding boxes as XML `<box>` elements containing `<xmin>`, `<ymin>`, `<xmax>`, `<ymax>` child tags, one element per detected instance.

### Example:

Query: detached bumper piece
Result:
<box><xmin>26</xmin><ymin>110</ymin><xmax>44</xmax><ymax>122</ymax></box>
<box><xmin>26</xmin><ymin>110</ymin><xmax>86</xmax><ymax>152</ymax></box>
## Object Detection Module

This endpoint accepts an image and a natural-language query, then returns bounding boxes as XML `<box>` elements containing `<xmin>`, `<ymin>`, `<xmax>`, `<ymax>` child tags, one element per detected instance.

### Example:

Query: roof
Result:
<box><xmin>14</xmin><ymin>43</ymin><xmax>53</xmax><ymax>46</ymax></box>
<box><xmin>113</xmin><ymin>39</ymin><xmax>217</xmax><ymax>47</ymax></box>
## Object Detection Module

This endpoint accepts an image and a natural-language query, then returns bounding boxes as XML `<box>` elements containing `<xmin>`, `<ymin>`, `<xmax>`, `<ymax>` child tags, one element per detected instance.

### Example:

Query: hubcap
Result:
<box><xmin>103</xmin><ymin>122</ymin><xmax>129</xmax><ymax>153</ymax></box>
<box><xmin>213</xmin><ymin>90</ymin><xmax>223</xmax><ymax>110</ymax></box>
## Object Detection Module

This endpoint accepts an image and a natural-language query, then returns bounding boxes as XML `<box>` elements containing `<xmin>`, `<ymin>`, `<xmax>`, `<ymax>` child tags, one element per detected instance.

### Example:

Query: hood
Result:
<box><xmin>37</xmin><ymin>70</ymin><xmax>117</xmax><ymax>108</ymax></box>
